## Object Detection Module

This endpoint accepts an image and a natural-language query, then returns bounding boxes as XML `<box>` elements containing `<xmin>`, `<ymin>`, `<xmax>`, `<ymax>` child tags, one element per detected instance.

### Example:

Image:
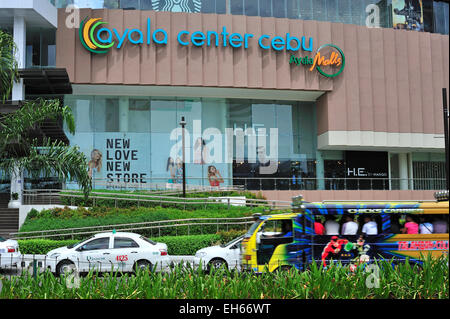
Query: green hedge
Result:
<box><xmin>18</xmin><ymin>239</ymin><xmax>80</xmax><ymax>255</ymax></box>
<box><xmin>17</xmin><ymin>233</ymin><xmax>242</xmax><ymax>255</ymax></box>
<box><xmin>19</xmin><ymin>206</ymin><xmax>271</xmax><ymax>238</ymax></box>
<box><xmin>60</xmin><ymin>190</ymin><xmax>266</xmax><ymax>210</ymax></box>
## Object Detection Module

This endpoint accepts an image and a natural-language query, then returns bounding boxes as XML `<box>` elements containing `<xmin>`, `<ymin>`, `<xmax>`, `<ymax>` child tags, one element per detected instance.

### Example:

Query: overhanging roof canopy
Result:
<box><xmin>18</xmin><ymin>68</ymin><xmax>72</xmax><ymax>95</ymax></box>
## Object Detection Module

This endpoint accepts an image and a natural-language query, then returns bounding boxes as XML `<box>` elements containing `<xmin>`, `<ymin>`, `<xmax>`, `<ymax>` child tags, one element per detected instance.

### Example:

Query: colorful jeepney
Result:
<box><xmin>241</xmin><ymin>194</ymin><xmax>449</xmax><ymax>273</ymax></box>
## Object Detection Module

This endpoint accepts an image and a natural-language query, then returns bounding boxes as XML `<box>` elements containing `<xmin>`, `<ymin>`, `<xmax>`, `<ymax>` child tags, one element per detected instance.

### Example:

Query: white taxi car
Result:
<box><xmin>194</xmin><ymin>235</ymin><xmax>243</xmax><ymax>271</ymax></box>
<box><xmin>0</xmin><ymin>236</ymin><xmax>21</xmax><ymax>269</ymax></box>
<box><xmin>46</xmin><ymin>231</ymin><xmax>170</xmax><ymax>275</ymax></box>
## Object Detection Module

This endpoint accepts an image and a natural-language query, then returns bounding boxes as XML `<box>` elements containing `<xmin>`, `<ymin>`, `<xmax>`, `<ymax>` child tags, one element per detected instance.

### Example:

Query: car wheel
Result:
<box><xmin>134</xmin><ymin>260</ymin><xmax>152</xmax><ymax>273</ymax></box>
<box><xmin>208</xmin><ymin>258</ymin><xmax>228</xmax><ymax>272</ymax></box>
<box><xmin>56</xmin><ymin>260</ymin><xmax>76</xmax><ymax>276</ymax></box>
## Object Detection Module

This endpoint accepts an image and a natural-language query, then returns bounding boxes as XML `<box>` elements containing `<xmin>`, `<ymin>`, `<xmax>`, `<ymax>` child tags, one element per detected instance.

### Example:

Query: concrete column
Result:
<box><xmin>119</xmin><ymin>97</ymin><xmax>129</xmax><ymax>132</ymax></box>
<box><xmin>12</xmin><ymin>16</ymin><xmax>26</xmax><ymax>101</ymax></box>
<box><xmin>316</xmin><ymin>151</ymin><xmax>325</xmax><ymax>190</ymax></box>
<box><xmin>399</xmin><ymin>153</ymin><xmax>409</xmax><ymax>190</ymax></box>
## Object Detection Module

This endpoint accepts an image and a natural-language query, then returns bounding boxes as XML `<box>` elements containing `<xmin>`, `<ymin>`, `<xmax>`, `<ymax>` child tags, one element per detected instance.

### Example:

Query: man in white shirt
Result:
<box><xmin>342</xmin><ymin>215</ymin><xmax>359</xmax><ymax>235</ymax></box>
<box><xmin>361</xmin><ymin>216</ymin><xmax>378</xmax><ymax>235</ymax></box>
<box><xmin>324</xmin><ymin>215</ymin><xmax>340</xmax><ymax>235</ymax></box>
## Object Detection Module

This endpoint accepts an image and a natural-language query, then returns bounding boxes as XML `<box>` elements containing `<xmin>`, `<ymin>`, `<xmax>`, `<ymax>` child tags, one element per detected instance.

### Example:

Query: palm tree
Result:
<box><xmin>0</xmin><ymin>30</ymin><xmax>18</xmax><ymax>103</ymax></box>
<box><xmin>0</xmin><ymin>30</ymin><xmax>91</xmax><ymax>203</ymax></box>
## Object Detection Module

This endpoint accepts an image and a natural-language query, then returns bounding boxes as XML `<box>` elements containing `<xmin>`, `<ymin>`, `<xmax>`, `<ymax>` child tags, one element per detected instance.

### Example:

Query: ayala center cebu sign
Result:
<box><xmin>80</xmin><ymin>17</ymin><xmax>345</xmax><ymax>78</ymax></box>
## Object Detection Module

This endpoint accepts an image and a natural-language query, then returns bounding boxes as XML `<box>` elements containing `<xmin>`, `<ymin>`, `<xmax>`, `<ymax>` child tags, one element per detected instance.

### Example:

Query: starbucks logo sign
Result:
<box><xmin>151</xmin><ymin>0</ymin><xmax>202</xmax><ymax>13</ymax></box>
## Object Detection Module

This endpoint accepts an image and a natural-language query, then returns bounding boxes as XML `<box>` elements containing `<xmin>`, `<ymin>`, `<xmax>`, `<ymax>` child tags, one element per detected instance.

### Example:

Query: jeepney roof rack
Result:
<box><xmin>292</xmin><ymin>194</ymin><xmax>304</xmax><ymax>206</ymax></box>
<box><xmin>434</xmin><ymin>190</ymin><xmax>449</xmax><ymax>202</ymax></box>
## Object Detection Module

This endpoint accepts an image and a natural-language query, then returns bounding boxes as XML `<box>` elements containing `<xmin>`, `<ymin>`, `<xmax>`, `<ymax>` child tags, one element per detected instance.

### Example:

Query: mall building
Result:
<box><xmin>1</xmin><ymin>0</ymin><xmax>449</xmax><ymax>202</ymax></box>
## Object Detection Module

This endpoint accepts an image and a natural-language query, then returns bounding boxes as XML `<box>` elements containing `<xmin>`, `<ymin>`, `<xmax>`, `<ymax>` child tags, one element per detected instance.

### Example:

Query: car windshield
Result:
<box><xmin>244</xmin><ymin>220</ymin><xmax>263</xmax><ymax>238</ymax></box>
<box><xmin>220</xmin><ymin>235</ymin><xmax>244</xmax><ymax>248</ymax></box>
<box><xmin>0</xmin><ymin>236</ymin><xmax>5</xmax><ymax>242</ymax></box>
<box><xmin>140</xmin><ymin>236</ymin><xmax>156</xmax><ymax>245</ymax></box>
<box><xmin>67</xmin><ymin>236</ymin><xmax>94</xmax><ymax>249</ymax></box>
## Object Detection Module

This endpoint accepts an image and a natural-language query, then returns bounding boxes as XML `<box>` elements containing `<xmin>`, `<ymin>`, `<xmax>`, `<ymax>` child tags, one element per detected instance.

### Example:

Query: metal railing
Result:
<box><xmin>60</xmin><ymin>177</ymin><xmax>446</xmax><ymax>192</ymax></box>
<box><xmin>1</xmin><ymin>177</ymin><xmax>446</xmax><ymax>194</ymax></box>
<box><xmin>21</xmin><ymin>189</ymin><xmax>292</xmax><ymax>210</ymax></box>
<box><xmin>9</xmin><ymin>216</ymin><xmax>256</xmax><ymax>240</ymax></box>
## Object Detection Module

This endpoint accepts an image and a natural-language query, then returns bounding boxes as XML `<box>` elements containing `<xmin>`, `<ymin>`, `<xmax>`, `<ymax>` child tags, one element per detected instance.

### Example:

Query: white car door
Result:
<box><xmin>228</xmin><ymin>240</ymin><xmax>242</xmax><ymax>270</ymax></box>
<box><xmin>76</xmin><ymin>237</ymin><xmax>112</xmax><ymax>272</ymax></box>
<box><xmin>111</xmin><ymin>236</ymin><xmax>141</xmax><ymax>272</ymax></box>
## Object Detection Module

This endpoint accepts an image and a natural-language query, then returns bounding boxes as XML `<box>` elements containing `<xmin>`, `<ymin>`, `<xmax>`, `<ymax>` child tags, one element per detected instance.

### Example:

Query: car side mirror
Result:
<box><xmin>76</xmin><ymin>246</ymin><xmax>84</xmax><ymax>252</ymax></box>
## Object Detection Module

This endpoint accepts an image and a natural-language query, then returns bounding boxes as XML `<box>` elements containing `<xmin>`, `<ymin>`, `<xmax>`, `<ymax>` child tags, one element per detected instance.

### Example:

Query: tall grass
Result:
<box><xmin>1</xmin><ymin>255</ymin><xmax>447</xmax><ymax>299</ymax></box>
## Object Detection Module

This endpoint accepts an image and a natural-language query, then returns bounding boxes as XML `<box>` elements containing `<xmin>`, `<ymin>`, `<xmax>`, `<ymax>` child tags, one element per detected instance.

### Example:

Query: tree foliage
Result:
<box><xmin>0</xmin><ymin>30</ymin><xmax>18</xmax><ymax>102</ymax></box>
<box><xmin>1</xmin><ymin>30</ymin><xmax>91</xmax><ymax>197</ymax></box>
<box><xmin>0</xmin><ymin>99</ymin><xmax>92</xmax><ymax>197</ymax></box>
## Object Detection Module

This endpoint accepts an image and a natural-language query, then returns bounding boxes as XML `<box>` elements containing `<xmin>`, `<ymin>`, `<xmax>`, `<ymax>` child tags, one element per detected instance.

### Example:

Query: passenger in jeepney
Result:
<box><xmin>401</xmin><ymin>215</ymin><xmax>419</xmax><ymax>234</ymax></box>
<box><xmin>419</xmin><ymin>216</ymin><xmax>434</xmax><ymax>234</ymax></box>
<box><xmin>361</xmin><ymin>215</ymin><xmax>378</xmax><ymax>235</ymax></box>
<box><xmin>341</xmin><ymin>215</ymin><xmax>358</xmax><ymax>235</ymax></box>
<box><xmin>324</xmin><ymin>215</ymin><xmax>340</xmax><ymax>235</ymax></box>
<box><xmin>314</xmin><ymin>216</ymin><xmax>325</xmax><ymax>235</ymax></box>
<box><xmin>432</xmin><ymin>216</ymin><xmax>448</xmax><ymax>234</ymax></box>
<box><xmin>390</xmin><ymin>215</ymin><xmax>401</xmax><ymax>234</ymax></box>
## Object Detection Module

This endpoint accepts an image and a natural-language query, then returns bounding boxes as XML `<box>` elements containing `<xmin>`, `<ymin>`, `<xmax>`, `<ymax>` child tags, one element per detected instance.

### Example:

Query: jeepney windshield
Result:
<box><xmin>245</xmin><ymin>220</ymin><xmax>263</xmax><ymax>238</ymax></box>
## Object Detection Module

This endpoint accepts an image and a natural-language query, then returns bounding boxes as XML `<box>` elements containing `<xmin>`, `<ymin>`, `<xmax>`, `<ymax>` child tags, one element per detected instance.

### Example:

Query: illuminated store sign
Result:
<box><xmin>80</xmin><ymin>17</ymin><xmax>345</xmax><ymax>77</ymax></box>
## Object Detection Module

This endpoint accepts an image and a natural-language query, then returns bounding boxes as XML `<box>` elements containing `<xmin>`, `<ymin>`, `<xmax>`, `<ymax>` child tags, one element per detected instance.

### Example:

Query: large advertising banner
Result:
<box><xmin>90</xmin><ymin>133</ymin><xmax>151</xmax><ymax>188</ymax></box>
<box><xmin>67</xmin><ymin>131</ymin><xmax>232</xmax><ymax>190</ymax></box>
<box><xmin>392</xmin><ymin>0</ymin><xmax>424</xmax><ymax>31</ymax></box>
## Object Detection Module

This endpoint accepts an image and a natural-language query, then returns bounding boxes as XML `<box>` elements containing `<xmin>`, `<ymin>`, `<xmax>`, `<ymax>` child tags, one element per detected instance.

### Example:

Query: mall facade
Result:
<box><xmin>1</xmin><ymin>0</ymin><xmax>449</xmax><ymax>201</ymax></box>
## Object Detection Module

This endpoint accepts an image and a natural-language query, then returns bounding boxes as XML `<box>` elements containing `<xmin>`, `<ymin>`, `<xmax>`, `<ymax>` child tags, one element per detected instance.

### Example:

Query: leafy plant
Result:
<box><xmin>1</xmin><ymin>255</ymin><xmax>448</xmax><ymax>299</ymax></box>
<box><xmin>11</xmin><ymin>192</ymin><xmax>18</xmax><ymax>200</ymax></box>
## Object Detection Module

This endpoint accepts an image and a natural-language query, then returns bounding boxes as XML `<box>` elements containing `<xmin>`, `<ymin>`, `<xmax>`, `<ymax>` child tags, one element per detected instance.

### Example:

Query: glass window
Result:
<box><xmin>259</xmin><ymin>0</ymin><xmax>272</xmax><ymax>17</ymax></box>
<box><xmin>216</xmin><ymin>0</ymin><xmax>226</xmax><ymax>13</ymax></box>
<box><xmin>287</xmin><ymin>0</ymin><xmax>300</xmax><ymax>19</ymax></box>
<box><xmin>150</xmin><ymin>99</ymin><xmax>177</xmax><ymax>133</ymax></box>
<box><xmin>231</xmin><ymin>0</ymin><xmax>244</xmax><ymax>15</ymax></box>
<box><xmin>245</xmin><ymin>0</ymin><xmax>258</xmax><ymax>16</ymax></box>
<box><xmin>81</xmin><ymin>237</ymin><xmax>110</xmax><ymax>250</ymax></box>
<box><xmin>129</xmin><ymin>99</ymin><xmax>150</xmax><ymax>133</ymax></box>
<box><xmin>312</xmin><ymin>0</ymin><xmax>326</xmax><ymax>21</ymax></box>
<box><xmin>113</xmin><ymin>237</ymin><xmax>140</xmax><ymax>248</ymax></box>
<box><xmin>299</xmin><ymin>0</ymin><xmax>313</xmax><ymax>20</ymax></box>
<box><xmin>120</xmin><ymin>0</ymin><xmax>139</xmax><ymax>9</ymax></box>
<box><xmin>140</xmin><ymin>0</ymin><xmax>153</xmax><ymax>10</ymax></box>
<box><xmin>434</xmin><ymin>1</ymin><xmax>450</xmax><ymax>34</ymax></box>
<box><xmin>26</xmin><ymin>28</ymin><xmax>56</xmax><ymax>67</ymax></box>
<box><xmin>140</xmin><ymin>236</ymin><xmax>157</xmax><ymax>245</ymax></box>
<box><xmin>338</xmin><ymin>0</ymin><xmax>352</xmax><ymax>24</ymax></box>
<box><xmin>105</xmin><ymin>98</ymin><xmax>120</xmax><ymax>132</ymax></box>
<box><xmin>201</xmin><ymin>0</ymin><xmax>216</xmax><ymax>13</ymax></box>
<box><xmin>326</xmin><ymin>0</ymin><xmax>339</xmax><ymax>23</ymax></box>
<box><xmin>262</xmin><ymin>219</ymin><xmax>293</xmax><ymax>237</ymax></box>
<box><xmin>273</xmin><ymin>0</ymin><xmax>286</xmax><ymax>18</ymax></box>
<box><xmin>104</xmin><ymin>0</ymin><xmax>120</xmax><ymax>9</ymax></box>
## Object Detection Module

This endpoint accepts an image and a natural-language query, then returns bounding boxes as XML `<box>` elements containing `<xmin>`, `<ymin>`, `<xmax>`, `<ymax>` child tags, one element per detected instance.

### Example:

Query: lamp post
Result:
<box><xmin>180</xmin><ymin>116</ymin><xmax>187</xmax><ymax>198</ymax></box>
<box><xmin>443</xmin><ymin>88</ymin><xmax>449</xmax><ymax>191</ymax></box>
